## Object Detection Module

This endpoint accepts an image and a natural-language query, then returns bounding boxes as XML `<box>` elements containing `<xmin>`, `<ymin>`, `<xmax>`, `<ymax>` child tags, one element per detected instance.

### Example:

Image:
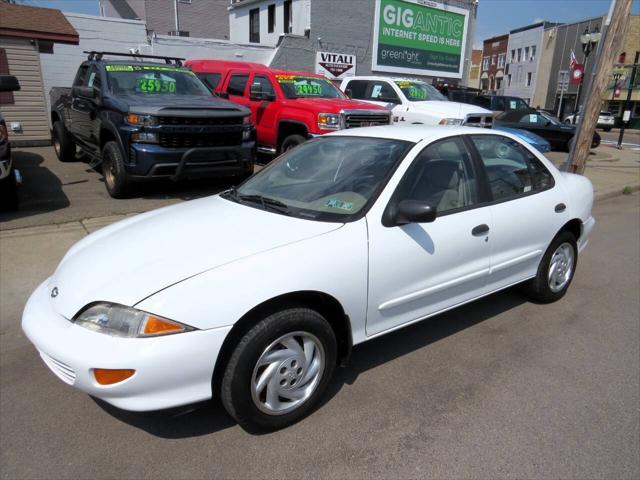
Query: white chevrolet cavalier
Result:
<box><xmin>23</xmin><ymin>126</ymin><xmax>595</xmax><ymax>431</ymax></box>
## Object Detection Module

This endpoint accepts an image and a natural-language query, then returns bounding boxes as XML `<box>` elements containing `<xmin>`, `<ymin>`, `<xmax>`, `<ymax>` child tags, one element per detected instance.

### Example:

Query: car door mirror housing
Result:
<box><xmin>72</xmin><ymin>86</ymin><xmax>96</xmax><ymax>99</ymax></box>
<box><xmin>384</xmin><ymin>200</ymin><xmax>437</xmax><ymax>227</ymax></box>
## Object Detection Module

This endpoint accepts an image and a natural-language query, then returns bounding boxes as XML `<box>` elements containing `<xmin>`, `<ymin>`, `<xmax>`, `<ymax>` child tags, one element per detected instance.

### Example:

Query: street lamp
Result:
<box><xmin>573</xmin><ymin>26</ymin><xmax>601</xmax><ymax>122</ymax></box>
<box><xmin>611</xmin><ymin>71</ymin><xmax>623</xmax><ymax>101</ymax></box>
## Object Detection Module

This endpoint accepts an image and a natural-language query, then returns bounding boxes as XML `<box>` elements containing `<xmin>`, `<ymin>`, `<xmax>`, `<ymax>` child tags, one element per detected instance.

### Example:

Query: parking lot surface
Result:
<box><xmin>1</xmin><ymin>192</ymin><xmax>638</xmax><ymax>479</ymax></box>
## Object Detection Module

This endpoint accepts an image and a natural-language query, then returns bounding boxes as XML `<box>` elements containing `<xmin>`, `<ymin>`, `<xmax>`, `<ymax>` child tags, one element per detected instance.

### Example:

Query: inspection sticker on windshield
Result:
<box><xmin>325</xmin><ymin>199</ymin><xmax>353</xmax><ymax>211</ymax></box>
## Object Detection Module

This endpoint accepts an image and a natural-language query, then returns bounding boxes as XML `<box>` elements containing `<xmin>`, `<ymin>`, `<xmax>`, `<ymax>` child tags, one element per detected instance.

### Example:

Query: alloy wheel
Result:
<box><xmin>548</xmin><ymin>242</ymin><xmax>575</xmax><ymax>293</ymax></box>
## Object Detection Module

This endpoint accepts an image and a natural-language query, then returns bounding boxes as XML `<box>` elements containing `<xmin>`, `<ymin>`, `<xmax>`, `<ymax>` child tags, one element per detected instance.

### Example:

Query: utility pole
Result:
<box><xmin>616</xmin><ymin>51</ymin><xmax>639</xmax><ymax>148</ymax></box>
<box><xmin>566</xmin><ymin>0</ymin><xmax>632</xmax><ymax>174</ymax></box>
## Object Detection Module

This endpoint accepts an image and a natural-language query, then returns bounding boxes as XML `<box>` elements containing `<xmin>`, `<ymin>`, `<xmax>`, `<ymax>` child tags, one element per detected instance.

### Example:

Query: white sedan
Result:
<box><xmin>22</xmin><ymin>126</ymin><xmax>595</xmax><ymax>431</ymax></box>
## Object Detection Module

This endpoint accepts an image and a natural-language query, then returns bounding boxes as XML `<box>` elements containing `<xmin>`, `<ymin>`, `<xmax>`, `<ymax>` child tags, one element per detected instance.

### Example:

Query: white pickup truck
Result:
<box><xmin>340</xmin><ymin>76</ymin><xmax>493</xmax><ymax>128</ymax></box>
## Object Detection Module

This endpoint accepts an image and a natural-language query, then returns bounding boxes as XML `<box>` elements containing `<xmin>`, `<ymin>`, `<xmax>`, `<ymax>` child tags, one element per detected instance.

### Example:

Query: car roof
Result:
<box><xmin>342</xmin><ymin>76</ymin><xmax>430</xmax><ymax>83</ymax></box>
<box><xmin>327</xmin><ymin>125</ymin><xmax>516</xmax><ymax>143</ymax></box>
<box><xmin>184</xmin><ymin>59</ymin><xmax>325</xmax><ymax>79</ymax></box>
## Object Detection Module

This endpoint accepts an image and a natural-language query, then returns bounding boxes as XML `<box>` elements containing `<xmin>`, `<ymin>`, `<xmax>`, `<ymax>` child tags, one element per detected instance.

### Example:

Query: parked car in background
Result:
<box><xmin>186</xmin><ymin>60</ymin><xmax>392</xmax><ymax>155</ymax></box>
<box><xmin>0</xmin><ymin>75</ymin><xmax>21</xmax><ymax>211</ymax></box>
<box><xmin>563</xmin><ymin>111</ymin><xmax>615</xmax><ymax>131</ymax></box>
<box><xmin>469</xmin><ymin>95</ymin><xmax>530</xmax><ymax>114</ymax></box>
<box><xmin>492</xmin><ymin>125</ymin><xmax>551</xmax><ymax>153</ymax></box>
<box><xmin>23</xmin><ymin>126</ymin><xmax>595</xmax><ymax>431</ymax></box>
<box><xmin>340</xmin><ymin>76</ymin><xmax>493</xmax><ymax>127</ymax></box>
<box><xmin>51</xmin><ymin>52</ymin><xmax>255</xmax><ymax>198</ymax></box>
<box><xmin>494</xmin><ymin>109</ymin><xmax>601</xmax><ymax>152</ymax></box>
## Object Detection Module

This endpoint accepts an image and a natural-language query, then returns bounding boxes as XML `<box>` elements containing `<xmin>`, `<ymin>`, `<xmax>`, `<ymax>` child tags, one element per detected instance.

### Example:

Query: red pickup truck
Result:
<box><xmin>185</xmin><ymin>60</ymin><xmax>391</xmax><ymax>155</ymax></box>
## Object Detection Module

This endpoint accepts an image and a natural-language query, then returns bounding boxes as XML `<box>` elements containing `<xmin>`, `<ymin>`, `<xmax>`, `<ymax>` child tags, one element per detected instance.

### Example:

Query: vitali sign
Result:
<box><xmin>316</xmin><ymin>51</ymin><xmax>356</xmax><ymax>80</ymax></box>
<box><xmin>372</xmin><ymin>0</ymin><xmax>469</xmax><ymax>78</ymax></box>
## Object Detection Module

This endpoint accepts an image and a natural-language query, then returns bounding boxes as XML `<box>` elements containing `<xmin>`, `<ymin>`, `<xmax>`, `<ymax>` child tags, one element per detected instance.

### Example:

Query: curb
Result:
<box><xmin>594</xmin><ymin>183</ymin><xmax>640</xmax><ymax>202</ymax></box>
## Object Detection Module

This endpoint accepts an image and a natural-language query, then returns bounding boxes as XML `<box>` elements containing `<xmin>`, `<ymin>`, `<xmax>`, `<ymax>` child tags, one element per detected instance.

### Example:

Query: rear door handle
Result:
<box><xmin>555</xmin><ymin>203</ymin><xmax>566</xmax><ymax>213</ymax></box>
<box><xmin>472</xmin><ymin>224</ymin><xmax>490</xmax><ymax>236</ymax></box>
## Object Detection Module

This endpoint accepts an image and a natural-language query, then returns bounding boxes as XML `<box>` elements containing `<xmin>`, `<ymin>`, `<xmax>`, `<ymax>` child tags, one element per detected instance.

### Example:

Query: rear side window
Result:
<box><xmin>470</xmin><ymin>135</ymin><xmax>553</xmax><ymax>201</ymax></box>
<box><xmin>196</xmin><ymin>73</ymin><xmax>221</xmax><ymax>92</ymax></box>
<box><xmin>227</xmin><ymin>74</ymin><xmax>249</xmax><ymax>96</ymax></box>
<box><xmin>343</xmin><ymin>80</ymin><xmax>368</xmax><ymax>99</ymax></box>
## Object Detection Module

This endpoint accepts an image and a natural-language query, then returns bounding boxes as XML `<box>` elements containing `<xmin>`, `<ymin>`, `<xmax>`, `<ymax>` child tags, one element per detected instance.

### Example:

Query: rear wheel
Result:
<box><xmin>101</xmin><ymin>141</ymin><xmax>131</xmax><ymax>198</ymax></box>
<box><xmin>280</xmin><ymin>134</ymin><xmax>306</xmax><ymax>154</ymax></box>
<box><xmin>220</xmin><ymin>308</ymin><xmax>337</xmax><ymax>432</ymax></box>
<box><xmin>0</xmin><ymin>168</ymin><xmax>18</xmax><ymax>211</ymax></box>
<box><xmin>522</xmin><ymin>231</ymin><xmax>578</xmax><ymax>303</ymax></box>
<box><xmin>52</xmin><ymin>121</ymin><xmax>76</xmax><ymax>162</ymax></box>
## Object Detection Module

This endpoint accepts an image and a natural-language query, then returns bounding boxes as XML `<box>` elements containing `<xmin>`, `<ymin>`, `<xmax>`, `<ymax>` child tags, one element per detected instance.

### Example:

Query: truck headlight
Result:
<box><xmin>126</xmin><ymin>114</ymin><xmax>158</xmax><ymax>126</ymax></box>
<box><xmin>318</xmin><ymin>113</ymin><xmax>341</xmax><ymax>130</ymax></box>
<box><xmin>439</xmin><ymin>118</ymin><xmax>464</xmax><ymax>126</ymax></box>
<box><xmin>131</xmin><ymin>132</ymin><xmax>159</xmax><ymax>143</ymax></box>
<box><xmin>74</xmin><ymin>302</ymin><xmax>195</xmax><ymax>338</ymax></box>
<box><xmin>242</xmin><ymin>115</ymin><xmax>252</xmax><ymax>141</ymax></box>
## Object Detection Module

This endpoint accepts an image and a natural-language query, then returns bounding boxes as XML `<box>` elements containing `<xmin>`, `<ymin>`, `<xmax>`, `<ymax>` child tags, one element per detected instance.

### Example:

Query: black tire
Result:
<box><xmin>0</xmin><ymin>168</ymin><xmax>19</xmax><ymax>211</ymax></box>
<box><xmin>280</xmin><ymin>134</ymin><xmax>306</xmax><ymax>153</ymax></box>
<box><xmin>220</xmin><ymin>308</ymin><xmax>337</xmax><ymax>432</ymax></box>
<box><xmin>522</xmin><ymin>231</ymin><xmax>578</xmax><ymax>303</ymax></box>
<box><xmin>101</xmin><ymin>141</ymin><xmax>132</xmax><ymax>198</ymax></box>
<box><xmin>603</xmin><ymin>127</ymin><xmax>612</xmax><ymax>132</ymax></box>
<box><xmin>52</xmin><ymin>121</ymin><xmax>76</xmax><ymax>162</ymax></box>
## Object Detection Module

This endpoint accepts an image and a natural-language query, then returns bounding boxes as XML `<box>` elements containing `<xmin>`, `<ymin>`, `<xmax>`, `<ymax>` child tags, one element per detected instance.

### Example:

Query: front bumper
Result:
<box><xmin>579</xmin><ymin>216</ymin><xmax>596</xmax><ymax>253</ymax></box>
<box><xmin>22</xmin><ymin>280</ymin><xmax>232</xmax><ymax>412</ymax></box>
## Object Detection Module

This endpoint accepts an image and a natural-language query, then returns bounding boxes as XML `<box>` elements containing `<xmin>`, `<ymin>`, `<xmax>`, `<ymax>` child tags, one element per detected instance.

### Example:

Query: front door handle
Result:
<box><xmin>472</xmin><ymin>224</ymin><xmax>490</xmax><ymax>236</ymax></box>
<box><xmin>555</xmin><ymin>203</ymin><xmax>566</xmax><ymax>213</ymax></box>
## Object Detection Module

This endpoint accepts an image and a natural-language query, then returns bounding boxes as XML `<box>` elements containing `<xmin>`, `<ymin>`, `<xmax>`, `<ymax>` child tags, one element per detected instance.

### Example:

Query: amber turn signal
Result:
<box><xmin>143</xmin><ymin>316</ymin><xmax>185</xmax><ymax>335</ymax></box>
<box><xmin>94</xmin><ymin>368</ymin><xmax>135</xmax><ymax>385</ymax></box>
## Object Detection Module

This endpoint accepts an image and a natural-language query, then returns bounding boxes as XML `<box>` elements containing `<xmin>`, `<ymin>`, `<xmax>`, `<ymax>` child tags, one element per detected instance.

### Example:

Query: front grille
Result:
<box><xmin>158</xmin><ymin>116</ymin><xmax>243</xmax><ymax>126</ymax></box>
<box><xmin>159</xmin><ymin>132</ymin><xmax>243</xmax><ymax>148</ymax></box>
<box><xmin>39</xmin><ymin>351</ymin><xmax>76</xmax><ymax>385</ymax></box>
<box><xmin>463</xmin><ymin>114</ymin><xmax>493</xmax><ymax>128</ymax></box>
<box><xmin>344</xmin><ymin>113</ymin><xmax>391</xmax><ymax>129</ymax></box>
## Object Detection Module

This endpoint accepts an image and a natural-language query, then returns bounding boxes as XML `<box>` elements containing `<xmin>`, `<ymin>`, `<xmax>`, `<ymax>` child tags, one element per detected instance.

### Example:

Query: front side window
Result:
<box><xmin>470</xmin><ymin>134</ymin><xmax>553</xmax><ymax>201</ymax></box>
<box><xmin>275</xmin><ymin>75</ymin><xmax>345</xmax><ymax>99</ymax></box>
<box><xmin>105</xmin><ymin>64</ymin><xmax>210</xmax><ymax>96</ymax></box>
<box><xmin>251</xmin><ymin>74</ymin><xmax>275</xmax><ymax>98</ymax></box>
<box><xmin>231</xmin><ymin>137</ymin><xmax>412</xmax><ymax>221</ymax></box>
<box><xmin>392</xmin><ymin>137</ymin><xmax>478</xmax><ymax>214</ymax></box>
<box><xmin>395</xmin><ymin>81</ymin><xmax>447</xmax><ymax>102</ymax></box>
<box><xmin>227</xmin><ymin>74</ymin><xmax>249</xmax><ymax>96</ymax></box>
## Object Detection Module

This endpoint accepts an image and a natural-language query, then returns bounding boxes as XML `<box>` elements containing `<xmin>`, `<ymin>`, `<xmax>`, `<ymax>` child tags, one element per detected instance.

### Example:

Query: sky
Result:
<box><xmin>15</xmin><ymin>0</ymin><xmax>640</xmax><ymax>47</ymax></box>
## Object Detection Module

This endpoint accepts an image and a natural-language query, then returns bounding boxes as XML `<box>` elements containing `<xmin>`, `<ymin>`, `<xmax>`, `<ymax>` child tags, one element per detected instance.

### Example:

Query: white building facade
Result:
<box><xmin>229</xmin><ymin>0</ymin><xmax>311</xmax><ymax>46</ymax></box>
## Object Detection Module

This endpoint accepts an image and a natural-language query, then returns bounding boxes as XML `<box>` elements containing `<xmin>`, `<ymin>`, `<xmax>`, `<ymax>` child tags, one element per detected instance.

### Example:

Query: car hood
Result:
<box><xmin>115</xmin><ymin>94</ymin><xmax>250</xmax><ymax>116</ymax></box>
<box><xmin>409</xmin><ymin>101</ymin><xmax>493</xmax><ymax>118</ymax></box>
<box><xmin>287</xmin><ymin>97</ymin><xmax>390</xmax><ymax>112</ymax></box>
<box><xmin>48</xmin><ymin>196</ymin><xmax>342</xmax><ymax>320</ymax></box>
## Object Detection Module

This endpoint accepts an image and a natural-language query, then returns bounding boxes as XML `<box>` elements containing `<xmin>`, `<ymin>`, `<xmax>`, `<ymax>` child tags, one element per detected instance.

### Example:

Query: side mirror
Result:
<box><xmin>344</xmin><ymin>88</ymin><xmax>353</xmax><ymax>99</ymax></box>
<box><xmin>0</xmin><ymin>75</ymin><xmax>20</xmax><ymax>92</ymax></box>
<box><xmin>384</xmin><ymin>200</ymin><xmax>437</xmax><ymax>227</ymax></box>
<box><xmin>249</xmin><ymin>82</ymin><xmax>263</xmax><ymax>101</ymax></box>
<box><xmin>72</xmin><ymin>86</ymin><xmax>96</xmax><ymax>99</ymax></box>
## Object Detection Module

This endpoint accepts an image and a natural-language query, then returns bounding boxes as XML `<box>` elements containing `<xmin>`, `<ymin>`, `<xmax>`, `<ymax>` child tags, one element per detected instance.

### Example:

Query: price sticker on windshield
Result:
<box><xmin>137</xmin><ymin>76</ymin><xmax>176</xmax><ymax>94</ymax></box>
<box><xmin>294</xmin><ymin>83</ymin><xmax>322</xmax><ymax>96</ymax></box>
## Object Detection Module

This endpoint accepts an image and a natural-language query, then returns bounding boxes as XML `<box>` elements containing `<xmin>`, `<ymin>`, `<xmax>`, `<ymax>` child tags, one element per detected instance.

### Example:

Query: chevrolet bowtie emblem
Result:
<box><xmin>51</xmin><ymin>287</ymin><xmax>59</xmax><ymax>298</ymax></box>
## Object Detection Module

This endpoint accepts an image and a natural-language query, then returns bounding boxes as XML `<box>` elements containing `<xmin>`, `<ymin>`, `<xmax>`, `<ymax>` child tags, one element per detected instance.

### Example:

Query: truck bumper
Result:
<box><xmin>126</xmin><ymin>141</ymin><xmax>255</xmax><ymax>180</ymax></box>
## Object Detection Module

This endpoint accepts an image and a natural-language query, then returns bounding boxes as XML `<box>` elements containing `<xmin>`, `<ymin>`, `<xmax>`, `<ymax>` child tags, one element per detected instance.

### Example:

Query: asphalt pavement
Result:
<box><xmin>0</xmin><ymin>193</ymin><xmax>638</xmax><ymax>479</ymax></box>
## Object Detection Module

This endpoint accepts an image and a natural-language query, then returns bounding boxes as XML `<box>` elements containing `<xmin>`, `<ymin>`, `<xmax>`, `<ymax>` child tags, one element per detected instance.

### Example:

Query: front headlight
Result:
<box><xmin>131</xmin><ymin>132</ymin><xmax>159</xmax><ymax>143</ymax></box>
<box><xmin>242</xmin><ymin>115</ymin><xmax>253</xmax><ymax>141</ymax></box>
<box><xmin>126</xmin><ymin>114</ymin><xmax>158</xmax><ymax>126</ymax></box>
<box><xmin>74</xmin><ymin>303</ymin><xmax>195</xmax><ymax>338</ymax></box>
<box><xmin>439</xmin><ymin>118</ymin><xmax>464</xmax><ymax>126</ymax></box>
<box><xmin>317</xmin><ymin>113</ymin><xmax>341</xmax><ymax>130</ymax></box>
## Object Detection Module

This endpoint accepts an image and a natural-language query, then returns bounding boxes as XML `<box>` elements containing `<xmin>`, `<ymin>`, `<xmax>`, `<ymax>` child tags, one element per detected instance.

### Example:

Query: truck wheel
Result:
<box><xmin>280</xmin><ymin>134</ymin><xmax>306</xmax><ymax>153</ymax></box>
<box><xmin>52</xmin><ymin>121</ymin><xmax>76</xmax><ymax>162</ymax></box>
<box><xmin>102</xmin><ymin>141</ymin><xmax>131</xmax><ymax>198</ymax></box>
<box><xmin>0</xmin><ymin>168</ymin><xmax>19</xmax><ymax>211</ymax></box>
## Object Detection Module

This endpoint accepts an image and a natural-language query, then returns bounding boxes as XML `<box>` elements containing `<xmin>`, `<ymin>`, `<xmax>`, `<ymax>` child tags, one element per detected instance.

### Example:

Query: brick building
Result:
<box><xmin>480</xmin><ymin>34</ymin><xmax>508</xmax><ymax>93</ymax></box>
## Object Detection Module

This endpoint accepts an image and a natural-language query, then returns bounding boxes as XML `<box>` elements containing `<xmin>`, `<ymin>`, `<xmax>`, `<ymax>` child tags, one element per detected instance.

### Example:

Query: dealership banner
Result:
<box><xmin>315</xmin><ymin>51</ymin><xmax>356</xmax><ymax>80</ymax></box>
<box><xmin>372</xmin><ymin>0</ymin><xmax>469</xmax><ymax>78</ymax></box>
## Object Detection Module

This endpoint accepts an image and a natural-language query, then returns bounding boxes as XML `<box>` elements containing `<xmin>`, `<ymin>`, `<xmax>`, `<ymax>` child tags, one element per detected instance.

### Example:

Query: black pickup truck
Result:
<box><xmin>51</xmin><ymin>52</ymin><xmax>255</xmax><ymax>198</ymax></box>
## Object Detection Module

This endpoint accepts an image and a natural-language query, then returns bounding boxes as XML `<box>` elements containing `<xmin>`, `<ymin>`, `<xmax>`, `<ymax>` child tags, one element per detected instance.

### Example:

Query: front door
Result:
<box><xmin>248</xmin><ymin>73</ymin><xmax>278</xmax><ymax>148</ymax></box>
<box><xmin>366</xmin><ymin>136</ymin><xmax>492</xmax><ymax>337</ymax></box>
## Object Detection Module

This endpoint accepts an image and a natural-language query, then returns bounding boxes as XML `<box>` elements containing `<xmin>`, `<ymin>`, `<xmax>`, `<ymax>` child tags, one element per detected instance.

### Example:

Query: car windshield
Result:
<box><xmin>228</xmin><ymin>137</ymin><xmax>412</xmax><ymax>222</ymax></box>
<box><xmin>105</xmin><ymin>64</ymin><xmax>211</xmax><ymax>96</ymax></box>
<box><xmin>394</xmin><ymin>81</ymin><xmax>448</xmax><ymax>102</ymax></box>
<box><xmin>276</xmin><ymin>74</ymin><xmax>345</xmax><ymax>99</ymax></box>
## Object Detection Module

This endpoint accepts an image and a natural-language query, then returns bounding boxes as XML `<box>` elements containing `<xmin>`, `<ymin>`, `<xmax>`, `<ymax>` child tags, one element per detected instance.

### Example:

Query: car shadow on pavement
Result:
<box><xmin>0</xmin><ymin>151</ymin><xmax>70</xmax><ymax>224</ymax></box>
<box><xmin>93</xmin><ymin>288</ymin><xmax>526</xmax><ymax>438</ymax></box>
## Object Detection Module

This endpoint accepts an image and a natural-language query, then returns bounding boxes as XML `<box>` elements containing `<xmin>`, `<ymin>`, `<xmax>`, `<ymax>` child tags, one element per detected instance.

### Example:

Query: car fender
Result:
<box><xmin>98</xmin><ymin>115</ymin><xmax>127</xmax><ymax>154</ymax></box>
<box><xmin>276</xmin><ymin>105</ymin><xmax>316</xmax><ymax>134</ymax></box>
<box><xmin>135</xmin><ymin>220</ymin><xmax>370</xmax><ymax>344</ymax></box>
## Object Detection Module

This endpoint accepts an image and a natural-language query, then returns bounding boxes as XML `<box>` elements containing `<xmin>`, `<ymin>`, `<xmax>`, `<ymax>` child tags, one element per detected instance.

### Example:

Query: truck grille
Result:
<box><xmin>159</xmin><ymin>132</ymin><xmax>243</xmax><ymax>148</ymax></box>
<box><xmin>344</xmin><ymin>113</ymin><xmax>391</xmax><ymax>129</ymax></box>
<box><xmin>463</xmin><ymin>114</ymin><xmax>493</xmax><ymax>128</ymax></box>
<box><xmin>158</xmin><ymin>116</ymin><xmax>243</xmax><ymax>126</ymax></box>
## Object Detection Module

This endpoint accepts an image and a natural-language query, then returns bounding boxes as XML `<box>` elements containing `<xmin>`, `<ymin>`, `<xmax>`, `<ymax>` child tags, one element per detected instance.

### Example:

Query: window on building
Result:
<box><xmin>267</xmin><ymin>4</ymin><xmax>276</xmax><ymax>33</ymax></box>
<box><xmin>496</xmin><ymin>77</ymin><xmax>503</xmax><ymax>90</ymax></box>
<box><xmin>498</xmin><ymin>54</ymin><xmax>506</xmax><ymax>68</ymax></box>
<box><xmin>608</xmin><ymin>102</ymin><xmax>620</xmax><ymax>115</ymax></box>
<box><xmin>284</xmin><ymin>0</ymin><xmax>292</xmax><ymax>34</ymax></box>
<box><xmin>526</xmin><ymin>72</ymin><xmax>533</xmax><ymax>87</ymax></box>
<box><xmin>0</xmin><ymin>48</ymin><xmax>14</xmax><ymax>104</ymax></box>
<box><xmin>482</xmin><ymin>57</ymin><xmax>490</xmax><ymax>70</ymax></box>
<box><xmin>524</xmin><ymin>47</ymin><xmax>530</xmax><ymax>61</ymax></box>
<box><xmin>517</xmin><ymin>48</ymin><xmax>522</xmax><ymax>62</ymax></box>
<box><xmin>492</xmin><ymin>55</ymin><xmax>497</xmax><ymax>65</ymax></box>
<box><xmin>507</xmin><ymin>74</ymin><xmax>512</xmax><ymax>86</ymax></box>
<box><xmin>249</xmin><ymin>8</ymin><xmax>260</xmax><ymax>43</ymax></box>
<box><xmin>510</xmin><ymin>49</ymin><xmax>515</xmax><ymax>62</ymax></box>
<box><xmin>531</xmin><ymin>45</ymin><xmax>537</xmax><ymax>61</ymax></box>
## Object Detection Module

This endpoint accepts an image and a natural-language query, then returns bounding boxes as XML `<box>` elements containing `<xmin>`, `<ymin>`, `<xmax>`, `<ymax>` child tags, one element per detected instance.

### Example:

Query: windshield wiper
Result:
<box><xmin>237</xmin><ymin>194</ymin><xmax>290</xmax><ymax>214</ymax></box>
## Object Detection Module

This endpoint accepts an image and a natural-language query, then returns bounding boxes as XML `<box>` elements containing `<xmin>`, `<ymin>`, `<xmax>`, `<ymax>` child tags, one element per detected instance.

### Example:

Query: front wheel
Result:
<box><xmin>280</xmin><ymin>134</ymin><xmax>306</xmax><ymax>154</ymax></box>
<box><xmin>101</xmin><ymin>141</ymin><xmax>132</xmax><ymax>198</ymax></box>
<box><xmin>522</xmin><ymin>231</ymin><xmax>578</xmax><ymax>303</ymax></box>
<box><xmin>220</xmin><ymin>308</ymin><xmax>337</xmax><ymax>432</ymax></box>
